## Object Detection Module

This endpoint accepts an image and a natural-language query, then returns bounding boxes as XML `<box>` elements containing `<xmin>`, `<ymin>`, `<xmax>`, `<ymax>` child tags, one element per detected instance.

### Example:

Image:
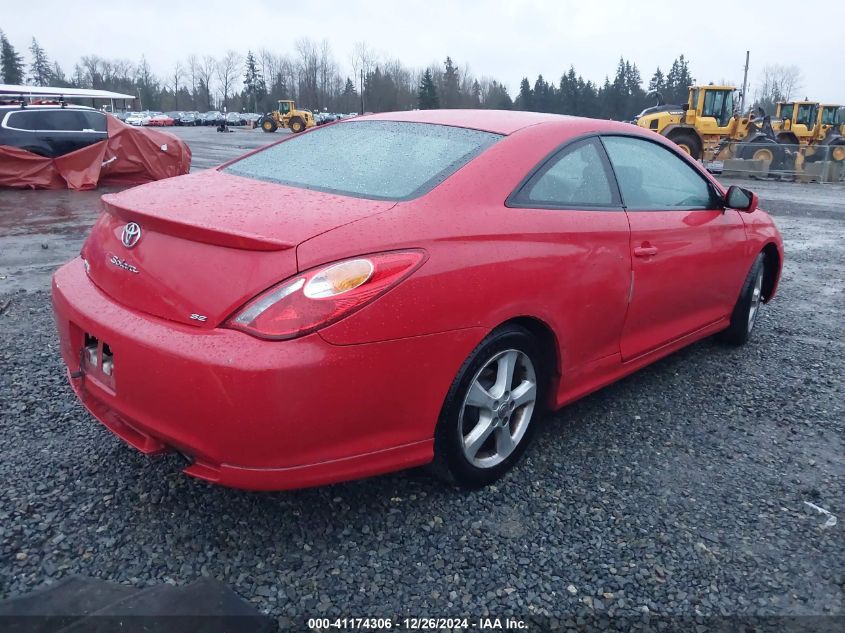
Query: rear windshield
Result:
<box><xmin>223</xmin><ymin>120</ymin><xmax>501</xmax><ymax>200</ymax></box>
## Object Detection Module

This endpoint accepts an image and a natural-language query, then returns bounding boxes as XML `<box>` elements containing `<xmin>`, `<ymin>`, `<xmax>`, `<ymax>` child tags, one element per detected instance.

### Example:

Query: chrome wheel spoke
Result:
<box><xmin>465</xmin><ymin>380</ymin><xmax>496</xmax><ymax>411</ymax></box>
<box><xmin>463</xmin><ymin>414</ymin><xmax>495</xmax><ymax>460</ymax></box>
<box><xmin>493</xmin><ymin>350</ymin><xmax>518</xmax><ymax>397</ymax></box>
<box><xmin>511</xmin><ymin>380</ymin><xmax>536</xmax><ymax>409</ymax></box>
<box><xmin>494</xmin><ymin>426</ymin><xmax>515</xmax><ymax>457</ymax></box>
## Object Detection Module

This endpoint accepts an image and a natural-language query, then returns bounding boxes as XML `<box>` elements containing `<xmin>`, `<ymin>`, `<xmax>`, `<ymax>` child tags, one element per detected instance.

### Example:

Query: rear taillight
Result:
<box><xmin>224</xmin><ymin>250</ymin><xmax>426</xmax><ymax>340</ymax></box>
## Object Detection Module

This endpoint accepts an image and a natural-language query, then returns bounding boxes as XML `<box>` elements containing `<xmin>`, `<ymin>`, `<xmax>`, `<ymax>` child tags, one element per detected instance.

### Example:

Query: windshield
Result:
<box><xmin>224</xmin><ymin>120</ymin><xmax>502</xmax><ymax>200</ymax></box>
<box><xmin>701</xmin><ymin>90</ymin><xmax>733</xmax><ymax>126</ymax></box>
<box><xmin>796</xmin><ymin>104</ymin><xmax>817</xmax><ymax>126</ymax></box>
<box><xmin>821</xmin><ymin>106</ymin><xmax>838</xmax><ymax>126</ymax></box>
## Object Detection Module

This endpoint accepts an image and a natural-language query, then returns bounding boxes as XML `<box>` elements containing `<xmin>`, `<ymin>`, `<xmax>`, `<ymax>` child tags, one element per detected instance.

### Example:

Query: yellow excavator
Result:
<box><xmin>260</xmin><ymin>100</ymin><xmax>316</xmax><ymax>134</ymax></box>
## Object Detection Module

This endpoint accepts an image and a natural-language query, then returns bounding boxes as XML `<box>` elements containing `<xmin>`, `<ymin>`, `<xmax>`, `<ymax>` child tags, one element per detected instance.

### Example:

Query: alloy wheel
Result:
<box><xmin>459</xmin><ymin>349</ymin><xmax>537</xmax><ymax>468</ymax></box>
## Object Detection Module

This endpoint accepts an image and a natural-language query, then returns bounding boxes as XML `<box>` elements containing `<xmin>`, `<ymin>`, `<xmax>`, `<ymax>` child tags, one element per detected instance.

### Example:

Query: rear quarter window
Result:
<box><xmin>223</xmin><ymin>120</ymin><xmax>501</xmax><ymax>200</ymax></box>
<box><xmin>5</xmin><ymin>109</ymin><xmax>106</xmax><ymax>132</ymax></box>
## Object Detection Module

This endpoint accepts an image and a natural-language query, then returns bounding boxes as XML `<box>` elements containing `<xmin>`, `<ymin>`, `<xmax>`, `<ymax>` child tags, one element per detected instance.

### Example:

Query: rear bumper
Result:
<box><xmin>52</xmin><ymin>257</ymin><xmax>483</xmax><ymax>490</ymax></box>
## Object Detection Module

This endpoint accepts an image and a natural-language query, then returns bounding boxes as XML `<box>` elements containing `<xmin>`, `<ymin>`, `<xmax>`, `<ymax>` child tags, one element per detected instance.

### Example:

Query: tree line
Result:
<box><xmin>0</xmin><ymin>29</ymin><xmax>801</xmax><ymax>120</ymax></box>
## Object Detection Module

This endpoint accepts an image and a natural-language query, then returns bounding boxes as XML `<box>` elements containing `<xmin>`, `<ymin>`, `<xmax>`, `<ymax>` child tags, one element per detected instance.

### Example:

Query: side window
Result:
<box><xmin>79</xmin><ymin>111</ymin><xmax>107</xmax><ymax>132</ymax></box>
<box><xmin>602</xmin><ymin>136</ymin><xmax>716</xmax><ymax>210</ymax></box>
<box><xmin>9</xmin><ymin>110</ymin><xmax>101</xmax><ymax>132</ymax></box>
<box><xmin>513</xmin><ymin>138</ymin><xmax>618</xmax><ymax>208</ymax></box>
<box><xmin>5</xmin><ymin>111</ymin><xmax>39</xmax><ymax>131</ymax></box>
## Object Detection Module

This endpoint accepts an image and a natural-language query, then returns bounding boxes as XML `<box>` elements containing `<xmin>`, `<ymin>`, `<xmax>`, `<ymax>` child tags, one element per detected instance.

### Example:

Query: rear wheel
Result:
<box><xmin>667</xmin><ymin>130</ymin><xmax>702</xmax><ymax>160</ymax></box>
<box><xmin>737</xmin><ymin>138</ymin><xmax>785</xmax><ymax>170</ymax></box>
<box><xmin>431</xmin><ymin>325</ymin><xmax>545</xmax><ymax>488</ymax></box>
<box><xmin>719</xmin><ymin>252</ymin><xmax>766</xmax><ymax>346</ymax></box>
<box><xmin>289</xmin><ymin>116</ymin><xmax>305</xmax><ymax>133</ymax></box>
<box><xmin>261</xmin><ymin>117</ymin><xmax>278</xmax><ymax>133</ymax></box>
<box><xmin>830</xmin><ymin>138</ymin><xmax>845</xmax><ymax>162</ymax></box>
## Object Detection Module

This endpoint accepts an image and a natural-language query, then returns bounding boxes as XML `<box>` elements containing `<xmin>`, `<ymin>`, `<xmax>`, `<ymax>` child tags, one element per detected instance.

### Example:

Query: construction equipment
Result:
<box><xmin>259</xmin><ymin>100</ymin><xmax>315</xmax><ymax>134</ymax></box>
<box><xmin>632</xmin><ymin>85</ymin><xmax>775</xmax><ymax>160</ymax></box>
<box><xmin>771</xmin><ymin>101</ymin><xmax>845</xmax><ymax>161</ymax></box>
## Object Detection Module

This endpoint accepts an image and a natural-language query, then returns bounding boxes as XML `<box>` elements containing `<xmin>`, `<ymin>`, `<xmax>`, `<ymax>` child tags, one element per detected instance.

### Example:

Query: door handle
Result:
<box><xmin>633</xmin><ymin>245</ymin><xmax>658</xmax><ymax>257</ymax></box>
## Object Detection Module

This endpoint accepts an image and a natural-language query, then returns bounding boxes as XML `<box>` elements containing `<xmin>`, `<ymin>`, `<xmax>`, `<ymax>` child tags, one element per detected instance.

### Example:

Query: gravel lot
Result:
<box><xmin>0</xmin><ymin>127</ymin><xmax>843</xmax><ymax>629</ymax></box>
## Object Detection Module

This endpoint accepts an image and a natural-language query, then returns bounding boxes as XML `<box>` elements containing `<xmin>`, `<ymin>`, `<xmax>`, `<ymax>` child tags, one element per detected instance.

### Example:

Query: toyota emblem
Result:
<box><xmin>121</xmin><ymin>222</ymin><xmax>142</xmax><ymax>248</ymax></box>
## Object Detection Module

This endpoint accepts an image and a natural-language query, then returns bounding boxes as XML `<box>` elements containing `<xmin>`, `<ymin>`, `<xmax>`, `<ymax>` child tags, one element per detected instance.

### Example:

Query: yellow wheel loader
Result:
<box><xmin>260</xmin><ymin>100</ymin><xmax>316</xmax><ymax>134</ymax></box>
<box><xmin>634</xmin><ymin>85</ymin><xmax>789</xmax><ymax>169</ymax></box>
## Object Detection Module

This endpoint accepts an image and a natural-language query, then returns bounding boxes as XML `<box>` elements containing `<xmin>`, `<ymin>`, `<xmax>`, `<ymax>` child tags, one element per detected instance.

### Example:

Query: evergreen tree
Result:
<box><xmin>482</xmin><ymin>80</ymin><xmax>512</xmax><ymax>110</ymax></box>
<box><xmin>665</xmin><ymin>55</ymin><xmax>693</xmax><ymax>105</ymax></box>
<box><xmin>648</xmin><ymin>67</ymin><xmax>666</xmax><ymax>94</ymax></box>
<box><xmin>341</xmin><ymin>76</ymin><xmax>357</xmax><ymax>112</ymax></box>
<box><xmin>441</xmin><ymin>56</ymin><xmax>460</xmax><ymax>107</ymax></box>
<box><xmin>418</xmin><ymin>68</ymin><xmax>439</xmax><ymax>109</ymax></box>
<box><xmin>28</xmin><ymin>38</ymin><xmax>52</xmax><ymax>86</ymax></box>
<box><xmin>515</xmin><ymin>77</ymin><xmax>533</xmax><ymax>111</ymax></box>
<box><xmin>242</xmin><ymin>50</ymin><xmax>266</xmax><ymax>112</ymax></box>
<box><xmin>471</xmin><ymin>79</ymin><xmax>481</xmax><ymax>107</ymax></box>
<box><xmin>0</xmin><ymin>31</ymin><xmax>25</xmax><ymax>84</ymax></box>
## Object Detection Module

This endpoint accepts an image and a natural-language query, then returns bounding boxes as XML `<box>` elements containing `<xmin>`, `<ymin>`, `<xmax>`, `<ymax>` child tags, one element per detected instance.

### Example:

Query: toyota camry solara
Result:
<box><xmin>52</xmin><ymin>110</ymin><xmax>783</xmax><ymax>490</ymax></box>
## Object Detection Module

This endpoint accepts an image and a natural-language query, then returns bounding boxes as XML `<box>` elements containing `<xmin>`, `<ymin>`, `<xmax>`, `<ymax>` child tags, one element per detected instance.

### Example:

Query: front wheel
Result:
<box><xmin>431</xmin><ymin>325</ymin><xmax>545</xmax><ymax>488</ymax></box>
<box><xmin>719</xmin><ymin>252</ymin><xmax>766</xmax><ymax>346</ymax></box>
<box><xmin>261</xmin><ymin>117</ymin><xmax>278</xmax><ymax>133</ymax></box>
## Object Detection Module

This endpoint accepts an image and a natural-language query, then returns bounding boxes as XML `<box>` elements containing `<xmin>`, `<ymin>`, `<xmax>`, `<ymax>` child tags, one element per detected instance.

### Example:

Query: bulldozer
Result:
<box><xmin>260</xmin><ymin>100</ymin><xmax>315</xmax><ymax>134</ymax></box>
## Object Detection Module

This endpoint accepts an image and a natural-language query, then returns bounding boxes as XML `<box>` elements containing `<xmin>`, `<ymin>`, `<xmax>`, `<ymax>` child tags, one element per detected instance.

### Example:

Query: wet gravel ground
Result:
<box><xmin>0</xmin><ymin>146</ymin><xmax>843</xmax><ymax>627</ymax></box>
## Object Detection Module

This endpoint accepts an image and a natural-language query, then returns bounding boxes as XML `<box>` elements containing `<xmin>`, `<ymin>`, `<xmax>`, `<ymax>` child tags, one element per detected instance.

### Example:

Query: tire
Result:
<box><xmin>719</xmin><ymin>252</ymin><xmax>766</xmax><ymax>346</ymax></box>
<box><xmin>261</xmin><ymin>117</ymin><xmax>277</xmax><ymax>133</ymax></box>
<box><xmin>289</xmin><ymin>116</ymin><xmax>305</xmax><ymax>133</ymax></box>
<box><xmin>666</xmin><ymin>130</ymin><xmax>702</xmax><ymax>160</ymax></box>
<box><xmin>431</xmin><ymin>325</ymin><xmax>546</xmax><ymax>488</ymax></box>
<box><xmin>737</xmin><ymin>138</ymin><xmax>786</xmax><ymax>170</ymax></box>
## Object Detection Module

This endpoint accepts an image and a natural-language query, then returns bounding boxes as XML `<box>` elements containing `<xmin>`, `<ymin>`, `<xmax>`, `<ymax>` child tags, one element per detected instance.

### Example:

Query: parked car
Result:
<box><xmin>51</xmin><ymin>110</ymin><xmax>783</xmax><ymax>491</ymax></box>
<box><xmin>112</xmin><ymin>111</ymin><xmax>131</xmax><ymax>122</ymax></box>
<box><xmin>0</xmin><ymin>103</ymin><xmax>108</xmax><ymax>156</ymax></box>
<box><xmin>147</xmin><ymin>113</ymin><xmax>175</xmax><ymax>127</ymax></box>
<box><xmin>165</xmin><ymin>111</ymin><xmax>184</xmax><ymax>125</ymax></box>
<box><xmin>125</xmin><ymin>112</ymin><xmax>151</xmax><ymax>126</ymax></box>
<box><xmin>201</xmin><ymin>111</ymin><xmax>224</xmax><ymax>126</ymax></box>
<box><xmin>0</xmin><ymin>101</ymin><xmax>191</xmax><ymax>189</ymax></box>
<box><xmin>225</xmin><ymin>111</ymin><xmax>246</xmax><ymax>126</ymax></box>
<box><xmin>179</xmin><ymin>111</ymin><xmax>200</xmax><ymax>126</ymax></box>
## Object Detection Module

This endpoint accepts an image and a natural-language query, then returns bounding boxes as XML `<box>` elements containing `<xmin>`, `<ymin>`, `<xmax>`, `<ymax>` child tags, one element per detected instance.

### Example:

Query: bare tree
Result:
<box><xmin>754</xmin><ymin>64</ymin><xmax>803</xmax><ymax>114</ymax></box>
<box><xmin>186</xmin><ymin>54</ymin><xmax>199</xmax><ymax>107</ymax></box>
<box><xmin>216</xmin><ymin>50</ymin><xmax>243</xmax><ymax>110</ymax></box>
<box><xmin>296</xmin><ymin>38</ymin><xmax>319</xmax><ymax>108</ymax></box>
<box><xmin>198</xmin><ymin>55</ymin><xmax>216</xmax><ymax>110</ymax></box>
<box><xmin>170</xmin><ymin>61</ymin><xmax>184</xmax><ymax>110</ymax></box>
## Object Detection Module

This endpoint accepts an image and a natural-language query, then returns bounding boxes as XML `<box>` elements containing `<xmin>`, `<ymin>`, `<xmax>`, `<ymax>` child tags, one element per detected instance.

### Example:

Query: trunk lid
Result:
<box><xmin>83</xmin><ymin>170</ymin><xmax>395</xmax><ymax>327</ymax></box>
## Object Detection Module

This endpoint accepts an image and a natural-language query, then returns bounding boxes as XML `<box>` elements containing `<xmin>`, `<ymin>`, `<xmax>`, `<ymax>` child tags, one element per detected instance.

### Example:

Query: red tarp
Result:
<box><xmin>0</xmin><ymin>116</ymin><xmax>191</xmax><ymax>190</ymax></box>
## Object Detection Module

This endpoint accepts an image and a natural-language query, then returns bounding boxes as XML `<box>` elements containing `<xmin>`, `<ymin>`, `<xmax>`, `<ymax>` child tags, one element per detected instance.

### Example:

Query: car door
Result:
<box><xmin>601</xmin><ymin>134</ymin><xmax>747</xmax><ymax>361</ymax></box>
<box><xmin>507</xmin><ymin>136</ymin><xmax>631</xmax><ymax>371</ymax></box>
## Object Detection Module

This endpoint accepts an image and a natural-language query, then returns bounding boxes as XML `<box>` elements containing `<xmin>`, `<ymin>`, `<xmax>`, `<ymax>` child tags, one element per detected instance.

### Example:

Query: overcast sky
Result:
<box><xmin>4</xmin><ymin>0</ymin><xmax>844</xmax><ymax>104</ymax></box>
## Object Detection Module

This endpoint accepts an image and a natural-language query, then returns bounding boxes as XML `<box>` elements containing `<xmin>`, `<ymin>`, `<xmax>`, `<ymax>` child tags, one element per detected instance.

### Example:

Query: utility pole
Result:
<box><xmin>740</xmin><ymin>50</ymin><xmax>750</xmax><ymax>114</ymax></box>
<box><xmin>360</xmin><ymin>68</ymin><xmax>365</xmax><ymax>115</ymax></box>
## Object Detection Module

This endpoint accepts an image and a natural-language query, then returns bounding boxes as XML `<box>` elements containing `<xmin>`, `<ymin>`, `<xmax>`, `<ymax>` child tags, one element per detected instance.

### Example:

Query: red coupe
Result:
<box><xmin>52</xmin><ymin>110</ymin><xmax>783</xmax><ymax>490</ymax></box>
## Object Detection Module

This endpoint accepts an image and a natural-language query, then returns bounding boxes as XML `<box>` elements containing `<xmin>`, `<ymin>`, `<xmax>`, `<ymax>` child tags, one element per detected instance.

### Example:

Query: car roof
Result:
<box><xmin>358</xmin><ymin>109</ymin><xmax>575</xmax><ymax>135</ymax></box>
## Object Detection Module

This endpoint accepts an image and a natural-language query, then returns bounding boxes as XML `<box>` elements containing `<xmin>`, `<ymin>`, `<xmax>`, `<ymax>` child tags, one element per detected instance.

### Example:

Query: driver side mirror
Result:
<box><xmin>725</xmin><ymin>185</ymin><xmax>758</xmax><ymax>213</ymax></box>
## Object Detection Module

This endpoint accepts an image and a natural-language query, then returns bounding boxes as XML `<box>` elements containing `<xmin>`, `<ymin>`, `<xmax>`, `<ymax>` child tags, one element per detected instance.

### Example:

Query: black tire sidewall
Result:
<box><xmin>434</xmin><ymin>326</ymin><xmax>546</xmax><ymax>488</ymax></box>
<box><xmin>721</xmin><ymin>252</ymin><xmax>766</xmax><ymax>345</ymax></box>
